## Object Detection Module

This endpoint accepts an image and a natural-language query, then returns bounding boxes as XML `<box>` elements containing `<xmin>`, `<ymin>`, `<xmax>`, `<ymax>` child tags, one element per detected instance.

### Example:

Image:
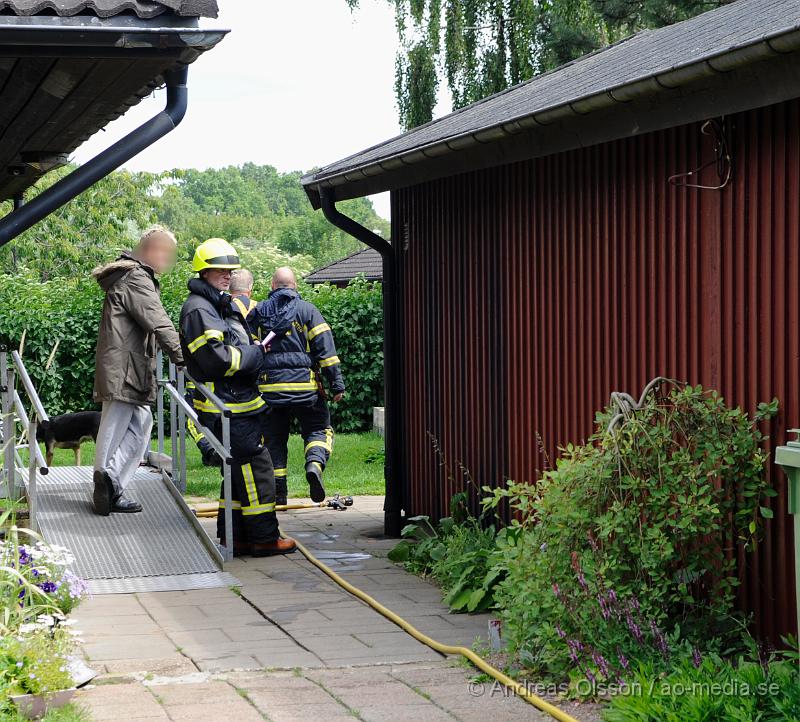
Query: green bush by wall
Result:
<box><xmin>0</xmin><ymin>272</ymin><xmax>383</xmax><ymax>432</ymax></box>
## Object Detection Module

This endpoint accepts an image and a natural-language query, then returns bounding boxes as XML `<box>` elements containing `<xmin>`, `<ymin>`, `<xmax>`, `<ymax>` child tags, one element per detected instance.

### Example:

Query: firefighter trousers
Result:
<box><xmin>262</xmin><ymin>394</ymin><xmax>333</xmax><ymax>498</ymax></box>
<box><xmin>200</xmin><ymin>411</ymin><xmax>279</xmax><ymax>544</ymax></box>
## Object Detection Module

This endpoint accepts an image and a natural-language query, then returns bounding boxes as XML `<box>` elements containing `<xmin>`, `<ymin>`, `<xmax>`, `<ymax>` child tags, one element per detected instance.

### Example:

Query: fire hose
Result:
<box><xmin>192</xmin><ymin>498</ymin><xmax>579</xmax><ymax>720</ymax></box>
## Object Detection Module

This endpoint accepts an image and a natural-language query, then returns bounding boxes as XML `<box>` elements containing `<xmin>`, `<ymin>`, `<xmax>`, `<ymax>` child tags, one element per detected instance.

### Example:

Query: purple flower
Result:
<box><xmin>555</xmin><ymin>624</ymin><xmax>566</xmax><ymax>639</ymax></box>
<box><xmin>63</xmin><ymin>571</ymin><xmax>88</xmax><ymax>599</ymax></box>
<box><xmin>618</xmin><ymin>653</ymin><xmax>630</xmax><ymax>671</ymax></box>
<box><xmin>597</xmin><ymin>594</ymin><xmax>610</xmax><ymax>620</ymax></box>
<box><xmin>18</xmin><ymin>546</ymin><xmax>30</xmax><ymax>565</ymax></box>
<box><xmin>692</xmin><ymin>647</ymin><xmax>702</xmax><ymax>668</ymax></box>
<box><xmin>649</xmin><ymin>620</ymin><xmax>669</xmax><ymax>658</ymax></box>
<box><xmin>591</xmin><ymin>651</ymin><xmax>610</xmax><ymax>679</ymax></box>
<box><xmin>577</xmin><ymin>571</ymin><xmax>588</xmax><ymax>591</ymax></box>
<box><xmin>552</xmin><ymin>583</ymin><xmax>561</xmax><ymax>600</ymax></box>
<box><xmin>626</xmin><ymin>615</ymin><xmax>644</xmax><ymax>644</ymax></box>
<box><xmin>38</xmin><ymin>581</ymin><xmax>58</xmax><ymax>594</ymax></box>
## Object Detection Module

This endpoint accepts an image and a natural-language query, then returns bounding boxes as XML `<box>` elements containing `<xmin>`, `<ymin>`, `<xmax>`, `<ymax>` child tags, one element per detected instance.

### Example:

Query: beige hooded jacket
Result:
<box><xmin>92</xmin><ymin>252</ymin><xmax>183</xmax><ymax>406</ymax></box>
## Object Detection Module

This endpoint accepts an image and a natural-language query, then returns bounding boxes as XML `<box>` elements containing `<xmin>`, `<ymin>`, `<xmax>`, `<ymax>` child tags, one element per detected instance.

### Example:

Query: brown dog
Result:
<box><xmin>36</xmin><ymin>411</ymin><xmax>102</xmax><ymax>466</ymax></box>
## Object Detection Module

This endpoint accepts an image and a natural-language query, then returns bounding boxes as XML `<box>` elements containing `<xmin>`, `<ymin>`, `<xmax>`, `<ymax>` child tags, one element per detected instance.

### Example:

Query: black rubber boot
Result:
<box><xmin>92</xmin><ymin>470</ymin><xmax>114</xmax><ymax>516</ymax></box>
<box><xmin>275</xmin><ymin>477</ymin><xmax>288</xmax><ymax>507</ymax></box>
<box><xmin>112</xmin><ymin>492</ymin><xmax>142</xmax><ymax>513</ymax></box>
<box><xmin>305</xmin><ymin>462</ymin><xmax>325</xmax><ymax>503</ymax></box>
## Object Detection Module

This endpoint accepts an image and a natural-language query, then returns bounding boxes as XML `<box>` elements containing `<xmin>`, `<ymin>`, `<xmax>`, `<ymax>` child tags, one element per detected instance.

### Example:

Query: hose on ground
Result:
<box><xmin>286</xmin><ymin>533</ymin><xmax>580</xmax><ymax>722</ymax></box>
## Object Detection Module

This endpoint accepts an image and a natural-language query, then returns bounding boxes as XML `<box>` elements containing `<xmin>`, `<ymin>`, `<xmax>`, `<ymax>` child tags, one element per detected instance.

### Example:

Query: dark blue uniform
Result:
<box><xmin>255</xmin><ymin>289</ymin><xmax>345</xmax><ymax>502</ymax></box>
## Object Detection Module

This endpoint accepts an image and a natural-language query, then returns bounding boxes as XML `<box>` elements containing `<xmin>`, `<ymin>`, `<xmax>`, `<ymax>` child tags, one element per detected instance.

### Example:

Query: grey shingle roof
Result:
<box><xmin>0</xmin><ymin>0</ymin><xmax>217</xmax><ymax>17</ymax></box>
<box><xmin>306</xmin><ymin>248</ymin><xmax>383</xmax><ymax>285</ymax></box>
<box><xmin>303</xmin><ymin>0</ymin><xmax>800</xmax><ymax>203</ymax></box>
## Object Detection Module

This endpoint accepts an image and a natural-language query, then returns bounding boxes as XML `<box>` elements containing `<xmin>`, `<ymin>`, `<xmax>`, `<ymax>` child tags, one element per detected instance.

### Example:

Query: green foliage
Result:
<box><xmin>0</xmin><ymin>627</ymin><xmax>74</xmax><ymax>698</ymax></box>
<box><xmin>0</xmin><ymin>507</ymin><xmax>87</xmax><ymax>710</ymax></box>
<box><xmin>1</xmin><ymin>163</ymin><xmax>389</xmax><ymax>280</ymax></box>
<box><xmin>347</xmin><ymin>0</ymin><xmax>730</xmax><ymax>129</ymax></box>
<box><xmin>388</xmin><ymin>494</ymin><xmax>506</xmax><ymax>613</ymax></box>
<box><xmin>0</xmin><ymin>167</ymin><xmax>158</xmax><ymax>282</ymax></box>
<box><xmin>602</xmin><ymin>648</ymin><xmax>800</xmax><ymax>721</ymax></box>
<box><xmin>305</xmin><ymin>279</ymin><xmax>384</xmax><ymax>432</ymax></box>
<box><xmin>482</xmin><ymin>384</ymin><xmax>777</xmax><ymax>677</ymax></box>
<box><xmin>0</xmin><ymin>274</ymin><xmax>383</xmax><ymax>432</ymax></box>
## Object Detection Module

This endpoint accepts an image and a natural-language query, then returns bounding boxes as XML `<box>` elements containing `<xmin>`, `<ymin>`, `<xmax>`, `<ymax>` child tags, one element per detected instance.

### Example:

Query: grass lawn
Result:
<box><xmin>38</xmin><ymin>432</ymin><xmax>386</xmax><ymax>500</ymax></box>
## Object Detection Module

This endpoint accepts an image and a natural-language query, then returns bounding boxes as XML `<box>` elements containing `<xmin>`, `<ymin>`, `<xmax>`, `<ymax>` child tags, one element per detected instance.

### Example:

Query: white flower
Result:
<box><xmin>37</xmin><ymin>614</ymin><xmax>55</xmax><ymax>627</ymax></box>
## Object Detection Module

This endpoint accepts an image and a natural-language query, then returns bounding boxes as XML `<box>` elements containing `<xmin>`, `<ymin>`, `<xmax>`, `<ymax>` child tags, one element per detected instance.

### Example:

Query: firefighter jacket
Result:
<box><xmin>179</xmin><ymin>278</ymin><xmax>265</xmax><ymax>416</ymax></box>
<box><xmin>254</xmin><ymin>288</ymin><xmax>345</xmax><ymax>407</ymax></box>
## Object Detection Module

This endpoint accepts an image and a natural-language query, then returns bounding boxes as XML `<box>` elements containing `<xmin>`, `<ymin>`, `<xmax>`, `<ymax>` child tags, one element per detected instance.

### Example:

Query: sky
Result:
<box><xmin>73</xmin><ymin>0</ymin><xmax>409</xmax><ymax>219</ymax></box>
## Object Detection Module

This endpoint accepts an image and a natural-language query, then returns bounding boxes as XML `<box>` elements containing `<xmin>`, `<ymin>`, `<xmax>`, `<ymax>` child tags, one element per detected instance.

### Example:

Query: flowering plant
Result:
<box><xmin>0</xmin><ymin>616</ymin><xmax>79</xmax><ymax>697</ymax></box>
<box><xmin>0</xmin><ymin>503</ymin><xmax>87</xmax><ymax>706</ymax></box>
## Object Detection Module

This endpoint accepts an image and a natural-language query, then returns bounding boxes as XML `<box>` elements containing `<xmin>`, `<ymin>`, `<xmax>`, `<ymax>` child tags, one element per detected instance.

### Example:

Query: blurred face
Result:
<box><xmin>204</xmin><ymin>268</ymin><xmax>233</xmax><ymax>291</ymax></box>
<box><xmin>138</xmin><ymin>233</ymin><xmax>177</xmax><ymax>275</ymax></box>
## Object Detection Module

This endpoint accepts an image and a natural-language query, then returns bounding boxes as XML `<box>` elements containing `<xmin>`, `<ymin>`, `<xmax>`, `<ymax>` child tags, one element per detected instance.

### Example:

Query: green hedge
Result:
<box><xmin>0</xmin><ymin>273</ymin><xmax>383</xmax><ymax>432</ymax></box>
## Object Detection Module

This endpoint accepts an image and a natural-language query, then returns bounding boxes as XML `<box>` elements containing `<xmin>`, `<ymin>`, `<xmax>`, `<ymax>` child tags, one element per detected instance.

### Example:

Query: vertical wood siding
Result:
<box><xmin>392</xmin><ymin>98</ymin><xmax>800</xmax><ymax>642</ymax></box>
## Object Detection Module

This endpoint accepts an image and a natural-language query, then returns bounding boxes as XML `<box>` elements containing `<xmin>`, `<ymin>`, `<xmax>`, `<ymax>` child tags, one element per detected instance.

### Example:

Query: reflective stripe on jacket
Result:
<box><xmin>179</xmin><ymin>278</ymin><xmax>265</xmax><ymax>416</ymax></box>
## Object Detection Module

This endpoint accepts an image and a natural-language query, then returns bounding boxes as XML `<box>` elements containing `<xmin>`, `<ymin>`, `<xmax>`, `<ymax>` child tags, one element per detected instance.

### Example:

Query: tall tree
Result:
<box><xmin>347</xmin><ymin>0</ymin><xmax>732</xmax><ymax>129</ymax></box>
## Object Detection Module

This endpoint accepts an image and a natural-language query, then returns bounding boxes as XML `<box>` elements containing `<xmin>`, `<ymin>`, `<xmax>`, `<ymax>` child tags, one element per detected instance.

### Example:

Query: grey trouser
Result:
<box><xmin>93</xmin><ymin>401</ymin><xmax>152</xmax><ymax>492</ymax></box>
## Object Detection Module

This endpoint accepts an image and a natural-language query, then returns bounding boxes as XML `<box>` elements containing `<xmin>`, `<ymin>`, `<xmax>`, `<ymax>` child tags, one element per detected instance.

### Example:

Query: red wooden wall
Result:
<box><xmin>392</xmin><ymin>98</ymin><xmax>800</xmax><ymax>642</ymax></box>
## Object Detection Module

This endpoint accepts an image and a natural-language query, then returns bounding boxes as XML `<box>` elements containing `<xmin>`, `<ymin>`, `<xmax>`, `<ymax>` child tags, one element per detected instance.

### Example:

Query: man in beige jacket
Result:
<box><xmin>91</xmin><ymin>226</ymin><xmax>184</xmax><ymax>515</ymax></box>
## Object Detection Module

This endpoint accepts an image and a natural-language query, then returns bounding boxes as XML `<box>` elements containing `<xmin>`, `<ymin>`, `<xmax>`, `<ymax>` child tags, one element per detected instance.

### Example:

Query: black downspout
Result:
<box><xmin>0</xmin><ymin>66</ymin><xmax>189</xmax><ymax>248</ymax></box>
<box><xmin>320</xmin><ymin>188</ymin><xmax>403</xmax><ymax>537</ymax></box>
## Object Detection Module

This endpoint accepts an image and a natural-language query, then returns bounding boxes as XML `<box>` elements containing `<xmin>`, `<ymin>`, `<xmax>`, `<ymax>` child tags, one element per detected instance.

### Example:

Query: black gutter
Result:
<box><xmin>0</xmin><ymin>66</ymin><xmax>188</xmax><ymax>248</ymax></box>
<box><xmin>320</xmin><ymin>188</ymin><xmax>403</xmax><ymax>537</ymax></box>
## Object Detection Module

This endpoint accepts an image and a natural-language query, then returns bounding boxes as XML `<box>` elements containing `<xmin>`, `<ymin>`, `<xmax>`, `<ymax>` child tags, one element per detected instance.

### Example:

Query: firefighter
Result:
<box><xmin>230</xmin><ymin>268</ymin><xmax>258</xmax><ymax>325</ymax></box>
<box><xmin>255</xmin><ymin>267</ymin><xmax>345</xmax><ymax>506</ymax></box>
<box><xmin>179</xmin><ymin>239</ymin><xmax>295</xmax><ymax>556</ymax></box>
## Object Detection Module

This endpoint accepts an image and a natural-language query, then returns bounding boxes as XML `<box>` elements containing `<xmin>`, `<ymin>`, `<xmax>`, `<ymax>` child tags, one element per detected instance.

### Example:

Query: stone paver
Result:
<box><xmin>71</xmin><ymin>496</ymin><xmax>587</xmax><ymax>721</ymax></box>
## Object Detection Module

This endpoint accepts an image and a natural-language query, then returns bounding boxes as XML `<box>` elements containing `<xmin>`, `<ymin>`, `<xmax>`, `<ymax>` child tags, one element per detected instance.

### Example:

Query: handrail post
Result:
<box><xmin>177</xmin><ymin>368</ymin><xmax>187</xmax><ymax>494</ymax></box>
<box><xmin>1</xmin><ymin>351</ymin><xmax>18</xmax><ymax>499</ymax></box>
<box><xmin>168</xmin><ymin>362</ymin><xmax>178</xmax><ymax>489</ymax></box>
<box><xmin>28</xmin><ymin>420</ymin><xmax>37</xmax><ymax>533</ymax></box>
<box><xmin>221</xmin><ymin>414</ymin><xmax>233</xmax><ymax>562</ymax></box>
<box><xmin>156</xmin><ymin>351</ymin><xmax>165</xmax><ymax>457</ymax></box>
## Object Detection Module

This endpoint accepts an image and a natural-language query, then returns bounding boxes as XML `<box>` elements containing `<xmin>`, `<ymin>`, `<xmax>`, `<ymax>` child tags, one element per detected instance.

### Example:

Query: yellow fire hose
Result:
<box><xmin>193</xmin><ymin>501</ymin><xmax>578</xmax><ymax>720</ymax></box>
<box><xmin>286</xmin><ymin>533</ymin><xmax>579</xmax><ymax>722</ymax></box>
<box><xmin>193</xmin><ymin>501</ymin><xmax>340</xmax><ymax>518</ymax></box>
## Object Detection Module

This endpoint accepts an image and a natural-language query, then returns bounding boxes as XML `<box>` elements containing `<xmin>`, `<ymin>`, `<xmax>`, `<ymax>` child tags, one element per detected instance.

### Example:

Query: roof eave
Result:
<box><xmin>0</xmin><ymin>13</ymin><xmax>227</xmax><ymax>56</ymax></box>
<box><xmin>302</xmin><ymin>25</ymin><xmax>800</xmax><ymax>208</ymax></box>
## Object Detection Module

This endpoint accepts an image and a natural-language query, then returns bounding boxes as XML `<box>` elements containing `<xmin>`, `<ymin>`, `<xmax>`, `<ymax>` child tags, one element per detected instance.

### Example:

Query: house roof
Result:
<box><xmin>0</xmin><ymin>0</ymin><xmax>224</xmax><ymax>201</ymax></box>
<box><xmin>0</xmin><ymin>0</ymin><xmax>217</xmax><ymax>18</ymax></box>
<box><xmin>302</xmin><ymin>0</ymin><xmax>800</xmax><ymax>206</ymax></box>
<box><xmin>306</xmin><ymin>247</ymin><xmax>383</xmax><ymax>285</ymax></box>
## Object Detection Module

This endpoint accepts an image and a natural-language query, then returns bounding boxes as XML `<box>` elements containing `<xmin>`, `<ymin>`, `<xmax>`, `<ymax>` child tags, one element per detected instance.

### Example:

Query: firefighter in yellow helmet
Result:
<box><xmin>179</xmin><ymin>239</ymin><xmax>295</xmax><ymax>556</ymax></box>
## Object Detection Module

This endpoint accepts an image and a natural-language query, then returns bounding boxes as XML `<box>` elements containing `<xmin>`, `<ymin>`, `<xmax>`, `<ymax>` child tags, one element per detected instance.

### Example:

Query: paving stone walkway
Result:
<box><xmin>71</xmin><ymin>497</ymin><xmax>588</xmax><ymax>721</ymax></box>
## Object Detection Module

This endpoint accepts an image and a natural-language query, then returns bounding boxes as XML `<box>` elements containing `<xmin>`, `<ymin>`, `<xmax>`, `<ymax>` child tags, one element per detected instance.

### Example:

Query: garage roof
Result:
<box><xmin>302</xmin><ymin>0</ymin><xmax>800</xmax><ymax>206</ymax></box>
<box><xmin>0</xmin><ymin>0</ymin><xmax>224</xmax><ymax>201</ymax></box>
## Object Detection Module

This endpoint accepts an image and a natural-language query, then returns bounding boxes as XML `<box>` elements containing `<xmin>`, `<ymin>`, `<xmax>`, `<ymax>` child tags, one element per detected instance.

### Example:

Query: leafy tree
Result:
<box><xmin>0</xmin><ymin>163</ymin><xmax>389</xmax><ymax>281</ymax></box>
<box><xmin>0</xmin><ymin>166</ymin><xmax>158</xmax><ymax>281</ymax></box>
<box><xmin>347</xmin><ymin>0</ymin><xmax>732</xmax><ymax>129</ymax></box>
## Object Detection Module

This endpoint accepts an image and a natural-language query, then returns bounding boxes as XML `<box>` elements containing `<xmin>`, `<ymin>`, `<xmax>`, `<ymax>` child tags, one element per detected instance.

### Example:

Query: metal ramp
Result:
<box><xmin>31</xmin><ymin>465</ymin><xmax>239</xmax><ymax>595</ymax></box>
<box><xmin>2</xmin><ymin>349</ymin><xmax>241</xmax><ymax>595</ymax></box>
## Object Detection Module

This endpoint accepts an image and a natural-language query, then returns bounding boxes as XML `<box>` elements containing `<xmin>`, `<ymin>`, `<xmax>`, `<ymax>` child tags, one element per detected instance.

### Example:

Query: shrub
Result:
<box><xmin>389</xmin><ymin>494</ymin><xmax>506</xmax><ymax>613</ymax></box>
<box><xmin>602</xmin><ymin>647</ymin><xmax>800</xmax><ymax>721</ymax></box>
<box><xmin>0</xmin><ymin>272</ymin><xmax>383</xmax><ymax>432</ymax></box>
<box><xmin>482</xmin><ymin>383</ymin><xmax>777</xmax><ymax>678</ymax></box>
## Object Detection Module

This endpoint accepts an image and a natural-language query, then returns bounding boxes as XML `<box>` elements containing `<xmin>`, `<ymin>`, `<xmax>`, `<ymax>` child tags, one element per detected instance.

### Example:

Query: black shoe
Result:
<box><xmin>112</xmin><ymin>493</ymin><xmax>142</xmax><ymax>513</ymax></box>
<box><xmin>305</xmin><ymin>462</ymin><xmax>325</xmax><ymax>503</ymax></box>
<box><xmin>92</xmin><ymin>470</ymin><xmax>114</xmax><ymax>516</ymax></box>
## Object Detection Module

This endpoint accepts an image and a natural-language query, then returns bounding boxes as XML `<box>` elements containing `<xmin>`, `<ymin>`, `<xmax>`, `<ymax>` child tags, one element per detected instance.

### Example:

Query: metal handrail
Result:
<box><xmin>13</xmin><ymin>390</ymin><xmax>48</xmax><ymax>472</ymax></box>
<box><xmin>11</xmin><ymin>350</ymin><xmax>49</xmax><ymax>423</ymax></box>
<box><xmin>156</xmin><ymin>360</ymin><xmax>235</xmax><ymax>563</ymax></box>
<box><xmin>0</xmin><ymin>350</ymin><xmax>48</xmax><ymax>530</ymax></box>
